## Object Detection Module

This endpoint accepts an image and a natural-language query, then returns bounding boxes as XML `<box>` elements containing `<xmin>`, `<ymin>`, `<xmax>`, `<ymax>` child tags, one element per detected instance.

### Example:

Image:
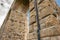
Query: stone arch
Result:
<box><xmin>0</xmin><ymin>0</ymin><xmax>29</xmax><ymax>40</ymax></box>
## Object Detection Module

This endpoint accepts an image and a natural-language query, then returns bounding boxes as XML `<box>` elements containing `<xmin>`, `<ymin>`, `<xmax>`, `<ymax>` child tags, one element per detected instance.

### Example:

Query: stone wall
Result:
<box><xmin>0</xmin><ymin>0</ymin><xmax>60</xmax><ymax>40</ymax></box>
<box><xmin>0</xmin><ymin>0</ymin><xmax>29</xmax><ymax>40</ymax></box>
<box><xmin>29</xmin><ymin>0</ymin><xmax>60</xmax><ymax>40</ymax></box>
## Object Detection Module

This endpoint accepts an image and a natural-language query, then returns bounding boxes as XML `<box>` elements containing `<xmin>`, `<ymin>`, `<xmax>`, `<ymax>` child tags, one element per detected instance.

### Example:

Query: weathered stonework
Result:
<box><xmin>29</xmin><ymin>0</ymin><xmax>60</xmax><ymax>40</ymax></box>
<box><xmin>0</xmin><ymin>0</ymin><xmax>29</xmax><ymax>40</ymax></box>
<box><xmin>0</xmin><ymin>0</ymin><xmax>60</xmax><ymax>40</ymax></box>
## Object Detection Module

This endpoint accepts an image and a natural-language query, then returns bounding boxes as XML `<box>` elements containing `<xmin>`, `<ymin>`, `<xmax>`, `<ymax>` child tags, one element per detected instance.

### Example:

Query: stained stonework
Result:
<box><xmin>29</xmin><ymin>0</ymin><xmax>60</xmax><ymax>40</ymax></box>
<box><xmin>0</xmin><ymin>0</ymin><xmax>29</xmax><ymax>40</ymax></box>
<box><xmin>0</xmin><ymin>0</ymin><xmax>60</xmax><ymax>40</ymax></box>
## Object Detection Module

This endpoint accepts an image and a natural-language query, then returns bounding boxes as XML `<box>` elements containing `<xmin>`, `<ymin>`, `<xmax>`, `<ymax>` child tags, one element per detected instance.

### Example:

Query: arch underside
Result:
<box><xmin>0</xmin><ymin>0</ymin><xmax>29</xmax><ymax>40</ymax></box>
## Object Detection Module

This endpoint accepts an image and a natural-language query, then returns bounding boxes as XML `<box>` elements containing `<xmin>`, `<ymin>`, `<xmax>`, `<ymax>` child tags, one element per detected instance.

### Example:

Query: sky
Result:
<box><xmin>0</xmin><ymin>0</ymin><xmax>14</xmax><ymax>28</ymax></box>
<box><xmin>55</xmin><ymin>0</ymin><xmax>60</xmax><ymax>6</ymax></box>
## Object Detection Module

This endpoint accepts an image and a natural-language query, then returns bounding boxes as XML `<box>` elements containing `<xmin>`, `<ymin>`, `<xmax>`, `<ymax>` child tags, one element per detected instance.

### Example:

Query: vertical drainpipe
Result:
<box><xmin>34</xmin><ymin>0</ymin><xmax>40</xmax><ymax>40</ymax></box>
